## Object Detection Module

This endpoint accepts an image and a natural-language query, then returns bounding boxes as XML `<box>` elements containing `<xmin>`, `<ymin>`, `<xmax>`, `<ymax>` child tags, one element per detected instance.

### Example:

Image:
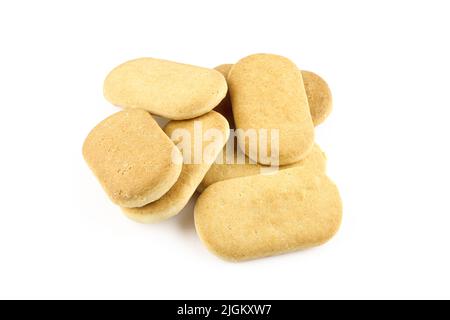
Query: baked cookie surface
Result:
<box><xmin>302</xmin><ymin>70</ymin><xmax>333</xmax><ymax>126</ymax></box>
<box><xmin>198</xmin><ymin>143</ymin><xmax>327</xmax><ymax>192</ymax></box>
<box><xmin>213</xmin><ymin>64</ymin><xmax>332</xmax><ymax>127</ymax></box>
<box><xmin>122</xmin><ymin>111</ymin><xmax>230</xmax><ymax>223</ymax></box>
<box><xmin>228</xmin><ymin>54</ymin><xmax>315</xmax><ymax>165</ymax></box>
<box><xmin>104</xmin><ymin>58</ymin><xmax>228</xmax><ymax>120</ymax></box>
<box><xmin>195</xmin><ymin>167</ymin><xmax>342</xmax><ymax>261</ymax></box>
<box><xmin>82</xmin><ymin>109</ymin><xmax>182</xmax><ymax>208</ymax></box>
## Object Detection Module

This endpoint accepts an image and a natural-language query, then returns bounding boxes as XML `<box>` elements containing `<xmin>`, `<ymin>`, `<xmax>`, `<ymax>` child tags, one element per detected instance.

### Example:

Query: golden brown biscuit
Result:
<box><xmin>302</xmin><ymin>70</ymin><xmax>333</xmax><ymax>126</ymax></box>
<box><xmin>122</xmin><ymin>111</ymin><xmax>229</xmax><ymax>223</ymax></box>
<box><xmin>197</xmin><ymin>143</ymin><xmax>327</xmax><ymax>192</ymax></box>
<box><xmin>82</xmin><ymin>109</ymin><xmax>183</xmax><ymax>208</ymax></box>
<box><xmin>213</xmin><ymin>64</ymin><xmax>332</xmax><ymax>127</ymax></box>
<box><xmin>104</xmin><ymin>58</ymin><xmax>228</xmax><ymax>120</ymax></box>
<box><xmin>195</xmin><ymin>167</ymin><xmax>342</xmax><ymax>261</ymax></box>
<box><xmin>228</xmin><ymin>54</ymin><xmax>315</xmax><ymax>165</ymax></box>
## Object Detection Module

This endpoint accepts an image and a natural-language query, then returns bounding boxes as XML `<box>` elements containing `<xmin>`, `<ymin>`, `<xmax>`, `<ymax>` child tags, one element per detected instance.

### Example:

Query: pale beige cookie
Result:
<box><xmin>213</xmin><ymin>64</ymin><xmax>332</xmax><ymax>127</ymax></box>
<box><xmin>195</xmin><ymin>167</ymin><xmax>342</xmax><ymax>261</ymax></box>
<box><xmin>228</xmin><ymin>54</ymin><xmax>315</xmax><ymax>165</ymax></box>
<box><xmin>122</xmin><ymin>111</ymin><xmax>230</xmax><ymax>223</ymax></box>
<box><xmin>104</xmin><ymin>58</ymin><xmax>228</xmax><ymax>120</ymax></box>
<box><xmin>302</xmin><ymin>70</ymin><xmax>333</xmax><ymax>126</ymax></box>
<box><xmin>197</xmin><ymin>143</ymin><xmax>326</xmax><ymax>192</ymax></box>
<box><xmin>212</xmin><ymin>64</ymin><xmax>234</xmax><ymax>128</ymax></box>
<box><xmin>82</xmin><ymin>109</ymin><xmax>183</xmax><ymax>208</ymax></box>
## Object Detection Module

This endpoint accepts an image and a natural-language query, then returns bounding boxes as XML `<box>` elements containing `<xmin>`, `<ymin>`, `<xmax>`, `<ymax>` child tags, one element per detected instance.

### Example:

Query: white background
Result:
<box><xmin>0</xmin><ymin>0</ymin><xmax>449</xmax><ymax>300</ymax></box>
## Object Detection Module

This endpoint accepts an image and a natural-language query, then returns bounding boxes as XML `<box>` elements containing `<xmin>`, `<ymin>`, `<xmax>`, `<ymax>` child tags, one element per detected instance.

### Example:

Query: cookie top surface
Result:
<box><xmin>195</xmin><ymin>167</ymin><xmax>342</xmax><ymax>261</ymax></box>
<box><xmin>104</xmin><ymin>58</ymin><xmax>228</xmax><ymax>120</ymax></box>
<box><xmin>302</xmin><ymin>70</ymin><xmax>333</xmax><ymax>126</ymax></box>
<box><xmin>122</xmin><ymin>111</ymin><xmax>230</xmax><ymax>223</ymax></box>
<box><xmin>82</xmin><ymin>109</ymin><xmax>182</xmax><ymax>207</ymax></box>
<box><xmin>228</xmin><ymin>54</ymin><xmax>315</xmax><ymax>165</ymax></box>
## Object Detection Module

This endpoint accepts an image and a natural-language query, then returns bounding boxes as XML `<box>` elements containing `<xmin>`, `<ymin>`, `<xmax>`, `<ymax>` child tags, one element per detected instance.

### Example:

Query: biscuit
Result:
<box><xmin>82</xmin><ymin>109</ymin><xmax>183</xmax><ymax>208</ymax></box>
<box><xmin>194</xmin><ymin>167</ymin><xmax>342</xmax><ymax>261</ymax></box>
<box><xmin>198</xmin><ymin>144</ymin><xmax>326</xmax><ymax>192</ymax></box>
<box><xmin>228</xmin><ymin>54</ymin><xmax>315</xmax><ymax>165</ymax></box>
<box><xmin>212</xmin><ymin>64</ymin><xmax>235</xmax><ymax>128</ymax></box>
<box><xmin>122</xmin><ymin>111</ymin><xmax>230</xmax><ymax>223</ymax></box>
<box><xmin>104</xmin><ymin>58</ymin><xmax>228</xmax><ymax>120</ymax></box>
<box><xmin>302</xmin><ymin>70</ymin><xmax>333</xmax><ymax>126</ymax></box>
<box><xmin>213</xmin><ymin>64</ymin><xmax>332</xmax><ymax>127</ymax></box>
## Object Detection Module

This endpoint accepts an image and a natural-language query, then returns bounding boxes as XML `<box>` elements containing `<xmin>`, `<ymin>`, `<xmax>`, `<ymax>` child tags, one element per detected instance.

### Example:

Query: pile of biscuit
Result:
<box><xmin>83</xmin><ymin>54</ymin><xmax>342</xmax><ymax>261</ymax></box>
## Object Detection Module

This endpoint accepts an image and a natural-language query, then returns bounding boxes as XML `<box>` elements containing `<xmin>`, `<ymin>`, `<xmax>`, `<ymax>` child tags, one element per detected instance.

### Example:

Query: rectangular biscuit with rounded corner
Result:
<box><xmin>228</xmin><ymin>54</ymin><xmax>315</xmax><ymax>165</ymax></box>
<box><xmin>104</xmin><ymin>58</ymin><xmax>228</xmax><ymax>120</ymax></box>
<box><xmin>194</xmin><ymin>167</ymin><xmax>342</xmax><ymax>261</ymax></box>
<box><xmin>122</xmin><ymin>111</ymin><xmax>230</xmax><ymax>223</ymax></box>
<box><xmin>83</xmin><ymin>109</ymin><xmax>183</xmax><ymax>208</ymax></box>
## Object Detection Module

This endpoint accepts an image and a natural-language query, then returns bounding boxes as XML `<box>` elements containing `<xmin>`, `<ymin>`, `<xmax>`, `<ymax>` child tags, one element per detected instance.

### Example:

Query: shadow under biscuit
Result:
<box><xmin>175</xmin><ymin>193</ymin><xmax>198</xmax><ymax>233</ymax></box>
